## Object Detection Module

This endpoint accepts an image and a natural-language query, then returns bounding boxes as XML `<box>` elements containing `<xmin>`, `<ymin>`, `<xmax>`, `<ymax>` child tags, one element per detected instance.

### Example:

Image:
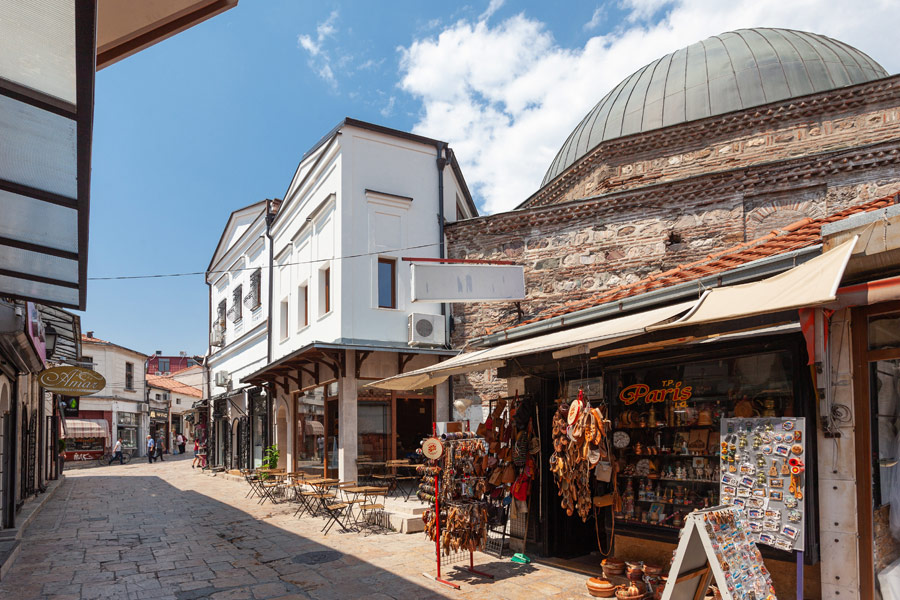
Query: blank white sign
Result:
<box><xmin>411</xmin><ymin>263</ymin><xmax>525</xmax><ymax>302</ymax></box>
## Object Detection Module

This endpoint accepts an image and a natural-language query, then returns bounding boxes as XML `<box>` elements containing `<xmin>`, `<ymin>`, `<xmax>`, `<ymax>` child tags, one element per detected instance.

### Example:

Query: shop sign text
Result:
<box><xmin>39</xmin><ymin>366</ymin><xmax>106</xmax><ymax>396</ymax></box>
<box><xmin>619</xmin><ymin>380</ymin><xmax>693</xmax><ymax>408</ymax></box>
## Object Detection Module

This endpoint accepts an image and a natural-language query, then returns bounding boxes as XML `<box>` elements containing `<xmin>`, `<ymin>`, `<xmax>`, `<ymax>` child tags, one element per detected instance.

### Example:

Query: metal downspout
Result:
<box><xmin>436</xmin><ymin>143</ymin><xmax>453</xmax><ymax>418</ymax></box>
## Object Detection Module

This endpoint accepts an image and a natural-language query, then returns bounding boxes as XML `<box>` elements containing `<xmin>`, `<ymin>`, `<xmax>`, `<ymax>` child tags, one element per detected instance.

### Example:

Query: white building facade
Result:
<box><xmin>78</xmin><ymin>334</ymin><xmax>148</xmax><ymax>457</ymax></box>
<box><xmin>205</xmin><ymin>201</ymin><xmax>275</xmax><ymax>469</ymax></box>
<box><xmin>242</xmin><ymin>118</ymin><xmax>476</xmax><ymax>481</ymax></box>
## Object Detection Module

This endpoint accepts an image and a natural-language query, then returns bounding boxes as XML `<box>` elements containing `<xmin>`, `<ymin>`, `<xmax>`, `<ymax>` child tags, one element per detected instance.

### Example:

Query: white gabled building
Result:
<box><xmin>242</xmin><ymin>118</ymin><xmax>477</xmax><ymax>480</ymax></box>
<box><xmin>205</xmin><ymin>200</ymin><xmax>278</xmax><ymax>469</ymax></box>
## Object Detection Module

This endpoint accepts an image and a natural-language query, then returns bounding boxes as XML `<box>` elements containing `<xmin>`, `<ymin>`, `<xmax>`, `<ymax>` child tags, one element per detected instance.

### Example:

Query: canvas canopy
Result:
<box><xmin>369</xmin><ymin>302</ymin><xmax>694</xmax><ymax>390</ymax></box>
<box><xmin>651</xmin><ymin>237</ymin><xmax>857</xmax><ymax>331</ymax></box>
<box><xmin>64</xmin><ymin>418</ymin><xmax>109</xmax><ymax>439</ymax></box>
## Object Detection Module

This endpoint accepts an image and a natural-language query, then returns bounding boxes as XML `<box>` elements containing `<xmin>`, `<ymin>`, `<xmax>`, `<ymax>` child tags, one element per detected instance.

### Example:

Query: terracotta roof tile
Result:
<box><xmin>146</xmin><ymin>374</ymin><xmax>203</xmax><ymax>398</ymax></box>
<box><xmin>488</xmin><ymin>194</ymin><xmax>898</xmax><ymax>335</ymax></box>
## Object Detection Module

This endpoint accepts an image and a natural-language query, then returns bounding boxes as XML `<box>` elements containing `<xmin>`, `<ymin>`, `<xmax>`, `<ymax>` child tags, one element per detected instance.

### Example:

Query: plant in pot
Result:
<box><xmin>260</xmin><ymin>445</ymin><xmax>279</xmax><ymax>479</ymax></box>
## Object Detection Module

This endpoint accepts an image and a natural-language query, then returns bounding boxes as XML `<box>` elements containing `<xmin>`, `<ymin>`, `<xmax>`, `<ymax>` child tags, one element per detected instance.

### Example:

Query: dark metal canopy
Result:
<box><xmin>0</xmin><ymin>1</ymin><xmax>97</xmax><ymax>309</ymax></box>
<box><xmin>37</xmin><ymin>303</ymin><xmax>81</xmax><ymax>362</ymax></box>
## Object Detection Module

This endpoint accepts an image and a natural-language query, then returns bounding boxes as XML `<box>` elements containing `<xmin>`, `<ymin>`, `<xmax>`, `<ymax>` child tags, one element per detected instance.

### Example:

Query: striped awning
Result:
<box><xmin>64</xmin><ymin>418</ymin><xmax>109</xmax><ymax>439</ymax></box>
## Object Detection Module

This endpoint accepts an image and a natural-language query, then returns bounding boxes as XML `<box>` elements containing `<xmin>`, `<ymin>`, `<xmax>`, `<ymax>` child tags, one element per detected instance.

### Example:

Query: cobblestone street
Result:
<box><xmin>0</xmin><ymin>455</ymin><xmax>587</xmax><ymax>599</ymax></box>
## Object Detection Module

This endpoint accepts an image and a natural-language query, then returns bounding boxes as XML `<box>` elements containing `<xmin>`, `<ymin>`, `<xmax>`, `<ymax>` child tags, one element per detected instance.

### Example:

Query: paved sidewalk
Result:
<box><xmin>0</xmin><ymin>454</ymin><xmax>588</xmax><ymax>599</ymax></box>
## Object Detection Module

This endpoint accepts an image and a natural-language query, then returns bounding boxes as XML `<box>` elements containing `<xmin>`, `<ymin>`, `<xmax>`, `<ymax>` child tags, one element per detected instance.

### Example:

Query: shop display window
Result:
<box><xmin>607</xmin><ymin>349</ymin><xmax>795</xmax><ymax>534</ymax></box>
<box><xmin>117</xmin><ymin>426</ymin><xmax>137</xmax><ymax>450</ymax></box>
<box><xmin>358</xmin><ymin>402</ymin><xmax>390</xmax><ymax>462</ymax></box>
<box><xmin>295</xmin><ymin>389</ymin><xmax>326</xmax><ymax>471</ymax></box>
<box><xmin>66</xmin><ymin>437</ymin><xmax>104</xmax><ymax>451</ymax></box>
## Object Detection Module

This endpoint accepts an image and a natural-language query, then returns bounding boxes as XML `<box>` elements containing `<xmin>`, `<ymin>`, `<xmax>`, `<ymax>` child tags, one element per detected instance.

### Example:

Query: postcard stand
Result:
<box><xmin>660</xmin><ymin>507</ymin><xmax>776</xmax><ymax>600</ymax></box>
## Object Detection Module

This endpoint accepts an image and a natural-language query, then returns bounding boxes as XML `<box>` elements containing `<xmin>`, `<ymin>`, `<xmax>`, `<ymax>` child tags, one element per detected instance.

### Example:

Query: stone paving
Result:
<box><xmin>0</xmin><ymin>454</ymin><xmax>589</xmax><ymax>599</ymax></box>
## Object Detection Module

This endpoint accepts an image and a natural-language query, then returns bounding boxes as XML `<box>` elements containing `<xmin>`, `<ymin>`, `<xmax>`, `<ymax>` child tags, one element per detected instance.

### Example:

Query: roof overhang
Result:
<box><xmin>96</xmin><ymin>0</ymin><xmax>238</xmax><ymax>69</ymax></box>
<box><xmin>0</xmin><ymin>1</ymin><xmax>96</xmax><ymax>310</ymax></box>
<box><xmin>243</xmin><ymin>341</ymin><xmax>456</xmax><ymax>387</ymax></box>
<box><xmin>37</xmin><ymin>304</ymin><xmax>82</xmax><ymax>362</ymax></box>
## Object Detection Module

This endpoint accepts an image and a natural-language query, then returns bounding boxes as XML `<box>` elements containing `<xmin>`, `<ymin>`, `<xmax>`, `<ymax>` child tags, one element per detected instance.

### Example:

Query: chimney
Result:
<box><xmin>87</xmin><ymin>331</ymin><xmax>94</xmax><ymax>338</ymax></box>
<box><xmin>155</xmin><ymin>350</ymin><xmax>162</xmax><ymax>355</ymax></box>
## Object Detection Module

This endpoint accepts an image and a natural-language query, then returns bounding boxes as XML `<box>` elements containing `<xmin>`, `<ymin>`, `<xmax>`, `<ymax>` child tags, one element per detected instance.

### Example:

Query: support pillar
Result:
<box><xmin>338</xmin><ymin>351</ymin><xmax>357</xmax><ymax>483</ymax></box>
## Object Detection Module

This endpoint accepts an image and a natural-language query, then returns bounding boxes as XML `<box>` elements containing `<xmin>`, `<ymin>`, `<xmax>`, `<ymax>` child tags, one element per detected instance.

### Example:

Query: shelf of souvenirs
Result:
<box><xmin>614</xmin><ymin>515</ymin><xmax>683</xmax><ymax>530</ymax></box>
<box><xmin>614</xmin><ymin>424</ymin><xmax>717</xmax><ymax>431</ymax></box>
<box><xmin>627</xmin><ymin>452</ymin><xmax>720</xmax><ymax>459</ymax></box>
<box><xmin>616</xmin><ymin>474</ymin><xmax>719</xmax><ymax>485</ymax></box>
<box><xmin>633</xmin><ymin>498</ymin><xmax>710</xmax><ymax>509</ymax></box>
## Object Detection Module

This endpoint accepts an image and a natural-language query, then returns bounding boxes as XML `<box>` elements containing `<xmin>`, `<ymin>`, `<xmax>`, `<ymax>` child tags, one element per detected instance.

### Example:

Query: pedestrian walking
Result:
<box><xmin>109</xmin><ymin>438</ymin><xmax>124</xmax><ymax>465</ymax></box>
<box><xmin>156</xmin><ymin>436</ymin><xmax>165</xmax><ymax>462</ymax></box>
<box><xmin>177</xmin><ymin>433</ymin><xmax>186</xmax><ymax>455</ymax></box>
<box><xmin>192</xmin><ymin>438</ymin><xmax>200</xmax><ymax>468</ymax></box>
<box><xmin>147</xmin><ymin>435</ymin><xmax>155</xmax><ymax>463</ymax></box>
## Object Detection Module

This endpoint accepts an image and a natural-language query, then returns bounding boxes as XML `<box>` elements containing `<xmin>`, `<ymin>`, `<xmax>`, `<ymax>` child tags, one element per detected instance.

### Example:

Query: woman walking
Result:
<box><xmin>192</xmin><ymin>438</ymin><xmax>201</xmax><ymax>469</ymax></box>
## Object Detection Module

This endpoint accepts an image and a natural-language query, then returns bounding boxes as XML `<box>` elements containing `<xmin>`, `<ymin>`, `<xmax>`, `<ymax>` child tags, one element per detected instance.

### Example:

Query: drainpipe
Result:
<box><xmin>265</xmin><ymin>198</ymin><xmax>275</xmax><ymax>363</ymax></box>
<box><xmin>436</xmin><ymin>143</ymin><xmax>453</xmax><ymax>419</ymax></box>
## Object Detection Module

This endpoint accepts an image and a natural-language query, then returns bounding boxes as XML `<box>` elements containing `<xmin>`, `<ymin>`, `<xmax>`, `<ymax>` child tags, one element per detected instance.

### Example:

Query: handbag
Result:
<box><xmin>594</xmin><ymin>460</ymin><xmax>613</xmax><ymax>482</ymax></box>
<box><xmin>501</xmin><ymin>463</ymin><xmax>516</xmax><ymax>484</ymax></box>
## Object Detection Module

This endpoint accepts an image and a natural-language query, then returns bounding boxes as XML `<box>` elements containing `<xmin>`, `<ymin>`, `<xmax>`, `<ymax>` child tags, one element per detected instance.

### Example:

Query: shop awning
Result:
<box><xmin>651</xmin><ymin>237</ymin><xmax>857</xmax><ymax>331</ymax></box>
<box><xmin>64</xmin><ymin>418</ymin><xmax>109</xmax><ymax>439</ymax></box>
<box><xmin>369</xmin><ymin>301</ymin><xmax>694</xmax><ymax>390</ymax></box>
<box><xmin>304</xmin><ymin>420</ymin><xmax>324</xmax><ymax>436</ymax></box>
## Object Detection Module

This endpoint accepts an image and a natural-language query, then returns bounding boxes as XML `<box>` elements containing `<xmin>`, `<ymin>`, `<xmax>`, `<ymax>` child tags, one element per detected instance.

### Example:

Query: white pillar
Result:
<box><xmin>338</xmin><ymin>351</ymin><xmax>357</xmax><ymax>482</ymax></box>
<box><xmin>435</xmin><ymin>380</ymin><xmax>450</xmax><ymax>422</ymax></box>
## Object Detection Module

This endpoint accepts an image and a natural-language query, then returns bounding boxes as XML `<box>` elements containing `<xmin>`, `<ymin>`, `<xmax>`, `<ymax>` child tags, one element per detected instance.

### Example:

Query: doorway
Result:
<box><xmin>394</xmin><ymin>395</ymin><xmax>434</xmax><ymax>460</ymax></box>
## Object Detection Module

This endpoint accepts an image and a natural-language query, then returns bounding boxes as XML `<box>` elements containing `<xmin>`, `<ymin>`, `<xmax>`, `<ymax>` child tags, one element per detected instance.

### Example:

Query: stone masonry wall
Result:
<box><xmin>526</xmin><ymin>76</ymin><xmax>900</xmax><ymax>209</ymax></box>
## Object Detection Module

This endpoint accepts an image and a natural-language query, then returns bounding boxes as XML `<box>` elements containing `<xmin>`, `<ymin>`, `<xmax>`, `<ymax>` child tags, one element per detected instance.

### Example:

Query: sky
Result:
<box><xmin>80</xmin><ymin>0</ymin><xmax>900</xmax><ymax>357</ymax></box>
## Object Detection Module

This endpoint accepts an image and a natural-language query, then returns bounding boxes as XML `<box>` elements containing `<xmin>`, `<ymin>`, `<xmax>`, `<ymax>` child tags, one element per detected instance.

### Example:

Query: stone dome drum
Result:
<box><xmin>542</xmin><ymin>28</ymin><xmax>888</xmax><ymax>185</ymax></box>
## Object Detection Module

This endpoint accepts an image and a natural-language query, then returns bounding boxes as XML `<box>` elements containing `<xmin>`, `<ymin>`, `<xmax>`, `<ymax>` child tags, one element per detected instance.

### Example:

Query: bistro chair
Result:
<box><xmin>358</xmin><ymin>486</ymin><xmax>390</xmax><ymax>535</ymax></box>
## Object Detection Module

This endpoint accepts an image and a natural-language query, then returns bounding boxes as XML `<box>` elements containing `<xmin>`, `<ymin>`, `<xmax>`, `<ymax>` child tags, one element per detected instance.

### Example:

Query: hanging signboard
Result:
<box><xmin>660</xmin><ymin>506</ymin><xmax>776</xmax><ymax>600</ymax></box>
<box><xmin>62</xmin><ymin>396</ymin><xmax>79</xmax><ymax>417</ymax></box>
<box><xmin>411</xmin><ymin>263</ymin><xmax>525</xmax><ymax>302</ymax></box>
<box><xmin>720</xmin><ymin>417</ymin><xmax>806</xmax><ymax>552</ymax></box>
<box><xmin>38</xmin><ymin>366</ymin><xmax>106</xmax><ymax>396</ymax></box>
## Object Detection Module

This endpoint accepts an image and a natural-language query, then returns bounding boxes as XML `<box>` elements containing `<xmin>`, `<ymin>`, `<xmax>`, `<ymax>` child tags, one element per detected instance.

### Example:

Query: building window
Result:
<box><xmin>125</xmin><ymin>362</ymin><xmax>134</xmax><ymax>391</ymax></box>
<box><xmin>81</xmin><ymin>355</ymin><xmax>93</xmax><ymax>371</ymax></box>
<box><xmin>217</xmin><ymin>299</ymin><xmax>227</xmax><ymax>331</ymax></box>
<box><xmin>377</xmin><ymin>258</ymin><xmax>396</xmax><ymax>309</ymax></box>
<box><xmin>245</xmin><ymin>268</ymin><xmax>262</xmax><ymax>309</ymax></box>
<box><xmin>229</xmin><ymin>285</ymin><xmax>243</xmax><ymax>322</ymax></box>
<box><xmin>176</xmin><ymin>398</ymin><xmax>181</xmax><ymax>405</ymax></box>
<box><xmin>280</xmin><ymin>298</ymin><xmax>289</xmax><ymax>340</ymax></box>
<box><xmin>155</xmin><ymin>393</ymin><xmax>161</xmax><ymax>401</ymax></box>
<box><xmin>159</xmin><ymin>358</ymin><xmax>169</xmax><ymax>373</ymax></box>
<box><xmin>319</xmin><ymin>267</ymin><xmax>331</xmax><ymax>316</ymax></box>
<box><xmin>298</xmin><ymin>283</ymin><xmax>308</xmax><ymax>328</ymax></box>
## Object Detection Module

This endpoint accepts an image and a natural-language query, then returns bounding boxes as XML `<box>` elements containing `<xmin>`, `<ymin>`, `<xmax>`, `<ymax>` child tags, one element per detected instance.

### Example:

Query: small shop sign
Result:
<box><xmin>39</xmin><ymin>366</ymin><xmax>106</xmax><ymax>396</ymax></box>
<box><xmin>618</xmin><ymin>380</ymin><xmax>693</xmax><ymax>407</ymax></box>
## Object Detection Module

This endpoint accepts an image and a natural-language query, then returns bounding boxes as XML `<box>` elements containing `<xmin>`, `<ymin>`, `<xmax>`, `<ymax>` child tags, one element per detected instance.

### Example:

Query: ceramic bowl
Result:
<box><xmin>586</xmin><ymin>577</ymin><xmax>617</xmax><ymax>598</ymax></box>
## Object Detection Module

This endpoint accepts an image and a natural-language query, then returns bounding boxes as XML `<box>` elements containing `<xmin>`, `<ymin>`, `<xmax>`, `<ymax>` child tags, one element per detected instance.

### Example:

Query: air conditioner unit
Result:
<box><xmin>408</xmin><ymin>313</ymin><xmax>445</xmax><ymax>347</ymax></box>
<box><xmin>163</xmin><ymin>371</ymin><xmax>171</xmax><ymax>376</ymax></box>
<box><xmin>210</xmin><ymin>326</ymin><xmax>224</xmax><ymax>347</ymax></box>
<box><xmin>155</xmin><ymin>371</ymin><xmax>162</xmax><ymax>376</ymax></box>
<box><xmin>138</xmin><ymin>402</ymin><xmax>149</xmax><ymax>413</ymax></box>
<box><xmin>214</xmin><ymin>371</ymin><xmax>231</xmax><ymax>387</ymax></box>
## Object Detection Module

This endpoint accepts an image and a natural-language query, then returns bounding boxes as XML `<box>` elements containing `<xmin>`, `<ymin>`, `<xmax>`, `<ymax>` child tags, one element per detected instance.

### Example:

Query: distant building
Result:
<box><xmin>146</xmin><ymin>373</ymin><xmax>203</xmax><ymax>451</ymax></box>
<box><xmin>146</xmin><ymin>352</ymin><xmax>200</xmax><ymax>375</ymax></box>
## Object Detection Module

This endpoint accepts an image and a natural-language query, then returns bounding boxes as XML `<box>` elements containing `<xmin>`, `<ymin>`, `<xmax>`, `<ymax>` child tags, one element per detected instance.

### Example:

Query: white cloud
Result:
<box><xmin>297</xmin><ymin>11</ymin><xmax>340</xmax><ymax>87</ymax></box>
<box><xmin>584</xmin><ymin>7</ymin><xmax>605</xmax><ymax>31</ymax></box>
<box><xmin>480</xmin><ymin>0</ymin><xmax>505</xmax><ymax>22</ymax></box>
<box><xmin>381</xmin><ymin>96</ymin><xmax>397</xmax><ymax>117</ymax></box>
<box><xmin>398</xmin><ymin>0</ymin><xmax>900</xmax><ymax>215</ymax></box>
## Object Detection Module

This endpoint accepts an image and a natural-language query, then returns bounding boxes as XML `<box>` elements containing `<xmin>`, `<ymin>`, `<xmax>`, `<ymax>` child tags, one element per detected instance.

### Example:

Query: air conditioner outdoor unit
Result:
<box><xmin>210</xmin><ymin>326</ymin><xmax>224</xmax><ymax>347</ymax></box>
<box><xmin>408</xmin><ymin>313</ymin><xmax>445</xmax><ymax>347</ymax></box>
<box><xmin>155</xmin><ymin>371</ymin><xmax>162</xmax><ymax>376</ymax></box>
<box><xmin>138</xmin><ymin>402</ymin><xmax>149</xmax><ymax>413</ymax></box>
<box><xmin>163</xmin><ymin>371</ymin><xmax>171</xmax><ymax>376</ymax></box>
<box><xmin>214</xmin><ymin>371</ymin><xmax>230</xmax><ymax>387</ymax></box>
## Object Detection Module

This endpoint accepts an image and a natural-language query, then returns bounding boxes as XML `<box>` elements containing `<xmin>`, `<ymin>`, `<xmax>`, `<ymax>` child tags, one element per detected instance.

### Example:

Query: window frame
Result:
<box><xmin>377</xmin><ymin>257</ymin><xmax>397</xmax><ymax>309</ymax></box>
<box><xmin>298</xmin><ymin>283</ymin><xmax>309</xmax><ymax>330</ymax></box>
<box><xmin>279</xmin><ymin>297</ymin><xmax>290</xmax><ymax>341</ymax></box>
<box><xmin>125</xmin><ymin>362</ymin><xmax>134</xmax><ymax>391</ymax></box>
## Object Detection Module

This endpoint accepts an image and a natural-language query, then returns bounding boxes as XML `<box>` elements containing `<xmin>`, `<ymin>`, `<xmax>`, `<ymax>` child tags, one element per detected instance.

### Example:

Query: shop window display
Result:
<box><xmin>607</xmin><ymin>350</ymin><xmax>795</xmax><ymax>535</ymax></box>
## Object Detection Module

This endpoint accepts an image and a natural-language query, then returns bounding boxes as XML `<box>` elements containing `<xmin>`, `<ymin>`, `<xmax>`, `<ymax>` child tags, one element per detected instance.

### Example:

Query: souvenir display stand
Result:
<box><xmin>660</xmin><ymin>506</ymin><xmax>776</xmax><ymax>600</ymax></box>
<box><xmin>419</xmin><ymin>427</ymin><xmax>494</xmax><ymax>589</ymax></box>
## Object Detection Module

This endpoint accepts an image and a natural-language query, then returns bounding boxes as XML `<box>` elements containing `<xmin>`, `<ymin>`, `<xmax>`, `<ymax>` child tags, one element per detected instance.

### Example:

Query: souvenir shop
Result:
<box><xmin>390</xmin><ymin>328</ymin><xmax>820</xmax><ymax>599</ymax></box>
<box><xmin>530</xmin><ymin>332</ymin><xmax>819</xmax><ymax>599</ymax></box>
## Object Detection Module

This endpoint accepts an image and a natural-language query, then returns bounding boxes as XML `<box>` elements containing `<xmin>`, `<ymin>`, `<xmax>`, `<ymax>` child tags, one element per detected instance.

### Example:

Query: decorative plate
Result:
<box><xmin>613</xmin><ymin>430</ymin><xmax>631</xmax><ymax>449</ymax></box>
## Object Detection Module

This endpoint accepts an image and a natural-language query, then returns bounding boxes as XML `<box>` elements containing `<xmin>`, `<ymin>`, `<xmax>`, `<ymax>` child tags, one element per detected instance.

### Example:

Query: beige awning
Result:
<box><xmin>369</xmin><ymin>302</ymin><xmax>694</xmax><ymax>390</ymax></box>
<box><xmin>64</xmin><ymin>418</ymin><xmax>109</xmax><ymax>439</ymax></box>
<box><xmin>303</xmin><ymin>420</ymin><xmax>324</xmax><ymax>436</ymax></box>
<box><xmin>651</xmin><ymin>237</ymin><xmax>858</xmax><ymax>331</ymax></box>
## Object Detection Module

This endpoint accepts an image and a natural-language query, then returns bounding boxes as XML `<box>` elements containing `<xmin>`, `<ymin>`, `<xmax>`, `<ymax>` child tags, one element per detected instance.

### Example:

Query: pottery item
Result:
<box><xmin>586</xmin><ymin>577</ymin><xmax>617</xmax><ymax>598</ymax></box>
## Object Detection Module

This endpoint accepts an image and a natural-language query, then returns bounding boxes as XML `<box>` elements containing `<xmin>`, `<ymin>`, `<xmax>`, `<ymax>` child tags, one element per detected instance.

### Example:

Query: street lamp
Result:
<box><xmin>45</xmin><ymin>325</ymin><xmax>58</xmax><ymax>358</ymax></box>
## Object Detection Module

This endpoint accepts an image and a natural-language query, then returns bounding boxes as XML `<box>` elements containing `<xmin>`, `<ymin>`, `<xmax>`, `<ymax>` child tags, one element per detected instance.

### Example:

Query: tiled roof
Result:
<box><xmin>495</xmin><ymin>194</ymin><xmax>898</xmax><ymax>333</ymax></box>
<box><xmin>80</xmin><ymin>334</ymin><xmax>147</xmax><ymax>357</ymax></box>
<box><xmin>81</xmin><ymin>333</ymin><xmax>109</xmax><ymax>344</ymax></box>
<box><xmin>146</xmin><ymin>374</ymin><xmax>203</xmax><ymax>398</ymax></box>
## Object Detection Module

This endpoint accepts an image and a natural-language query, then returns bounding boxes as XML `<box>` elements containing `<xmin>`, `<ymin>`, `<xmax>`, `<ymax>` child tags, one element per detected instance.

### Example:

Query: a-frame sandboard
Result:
<box><xmin>660</xmin><ymin>507</ymin><xmax>776</xmax><ymax>600</ymax></box>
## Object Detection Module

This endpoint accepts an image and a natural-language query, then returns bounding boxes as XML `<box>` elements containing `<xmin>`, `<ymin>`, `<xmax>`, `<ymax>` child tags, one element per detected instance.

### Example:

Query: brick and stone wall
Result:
<box><xmin>446</xmin><ymin>79</ymin><xmax>900</xmax><ymax>402</ymax></box>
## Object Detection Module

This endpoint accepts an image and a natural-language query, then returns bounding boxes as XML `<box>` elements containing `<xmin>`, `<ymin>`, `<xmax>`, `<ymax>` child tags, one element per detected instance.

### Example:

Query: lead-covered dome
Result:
<box><xmin>543</xmin><ymin>28</ymin><xmax>888</xmax><ymax>185</ymax></box>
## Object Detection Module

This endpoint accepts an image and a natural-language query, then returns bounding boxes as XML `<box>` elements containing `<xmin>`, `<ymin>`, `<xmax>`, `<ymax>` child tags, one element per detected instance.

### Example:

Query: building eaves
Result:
<box><xmin>80</xmin><ymin>334</ymin><xmax>148</xmax><ymax>358</ymax></box>
<box><xmin>473</xmin><ymin>193</ymin><xmax>898</xmax><ymax>346</ymax></box>
<box><xmin>206</xmin><ymin>199</ymin><xmax>271</xmax><ymax>274</ymax></box>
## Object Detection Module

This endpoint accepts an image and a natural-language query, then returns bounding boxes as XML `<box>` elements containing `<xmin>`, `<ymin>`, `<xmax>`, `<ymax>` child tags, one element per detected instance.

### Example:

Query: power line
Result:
<box><xmin>87</xmin><ymin>241</ymin><xmax>447</xmax><ymax>281</ymax></box>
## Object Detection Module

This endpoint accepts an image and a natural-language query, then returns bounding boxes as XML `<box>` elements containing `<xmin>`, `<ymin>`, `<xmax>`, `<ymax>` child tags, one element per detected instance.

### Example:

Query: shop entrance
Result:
<box><xmin>853</xmin><ymin>302</ymin><xmax>900</xmax><ymax>598</ymax></box>
<box><xmin>325</xmin><ymin>397</ymin><xmax>338</xmax><ymax>478</ymax></box>
<box><xmin>394</xmin><ymin>395</ymin><xmax>433</xmax><ymax>460</ymax></box>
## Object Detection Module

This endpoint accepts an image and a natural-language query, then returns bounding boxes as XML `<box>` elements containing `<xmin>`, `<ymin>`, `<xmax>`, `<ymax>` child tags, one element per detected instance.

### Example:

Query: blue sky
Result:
<box><xmin>79</xmin><ymin>0</ymin><xmax>898</xmax><ymax>357</ymax></box>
